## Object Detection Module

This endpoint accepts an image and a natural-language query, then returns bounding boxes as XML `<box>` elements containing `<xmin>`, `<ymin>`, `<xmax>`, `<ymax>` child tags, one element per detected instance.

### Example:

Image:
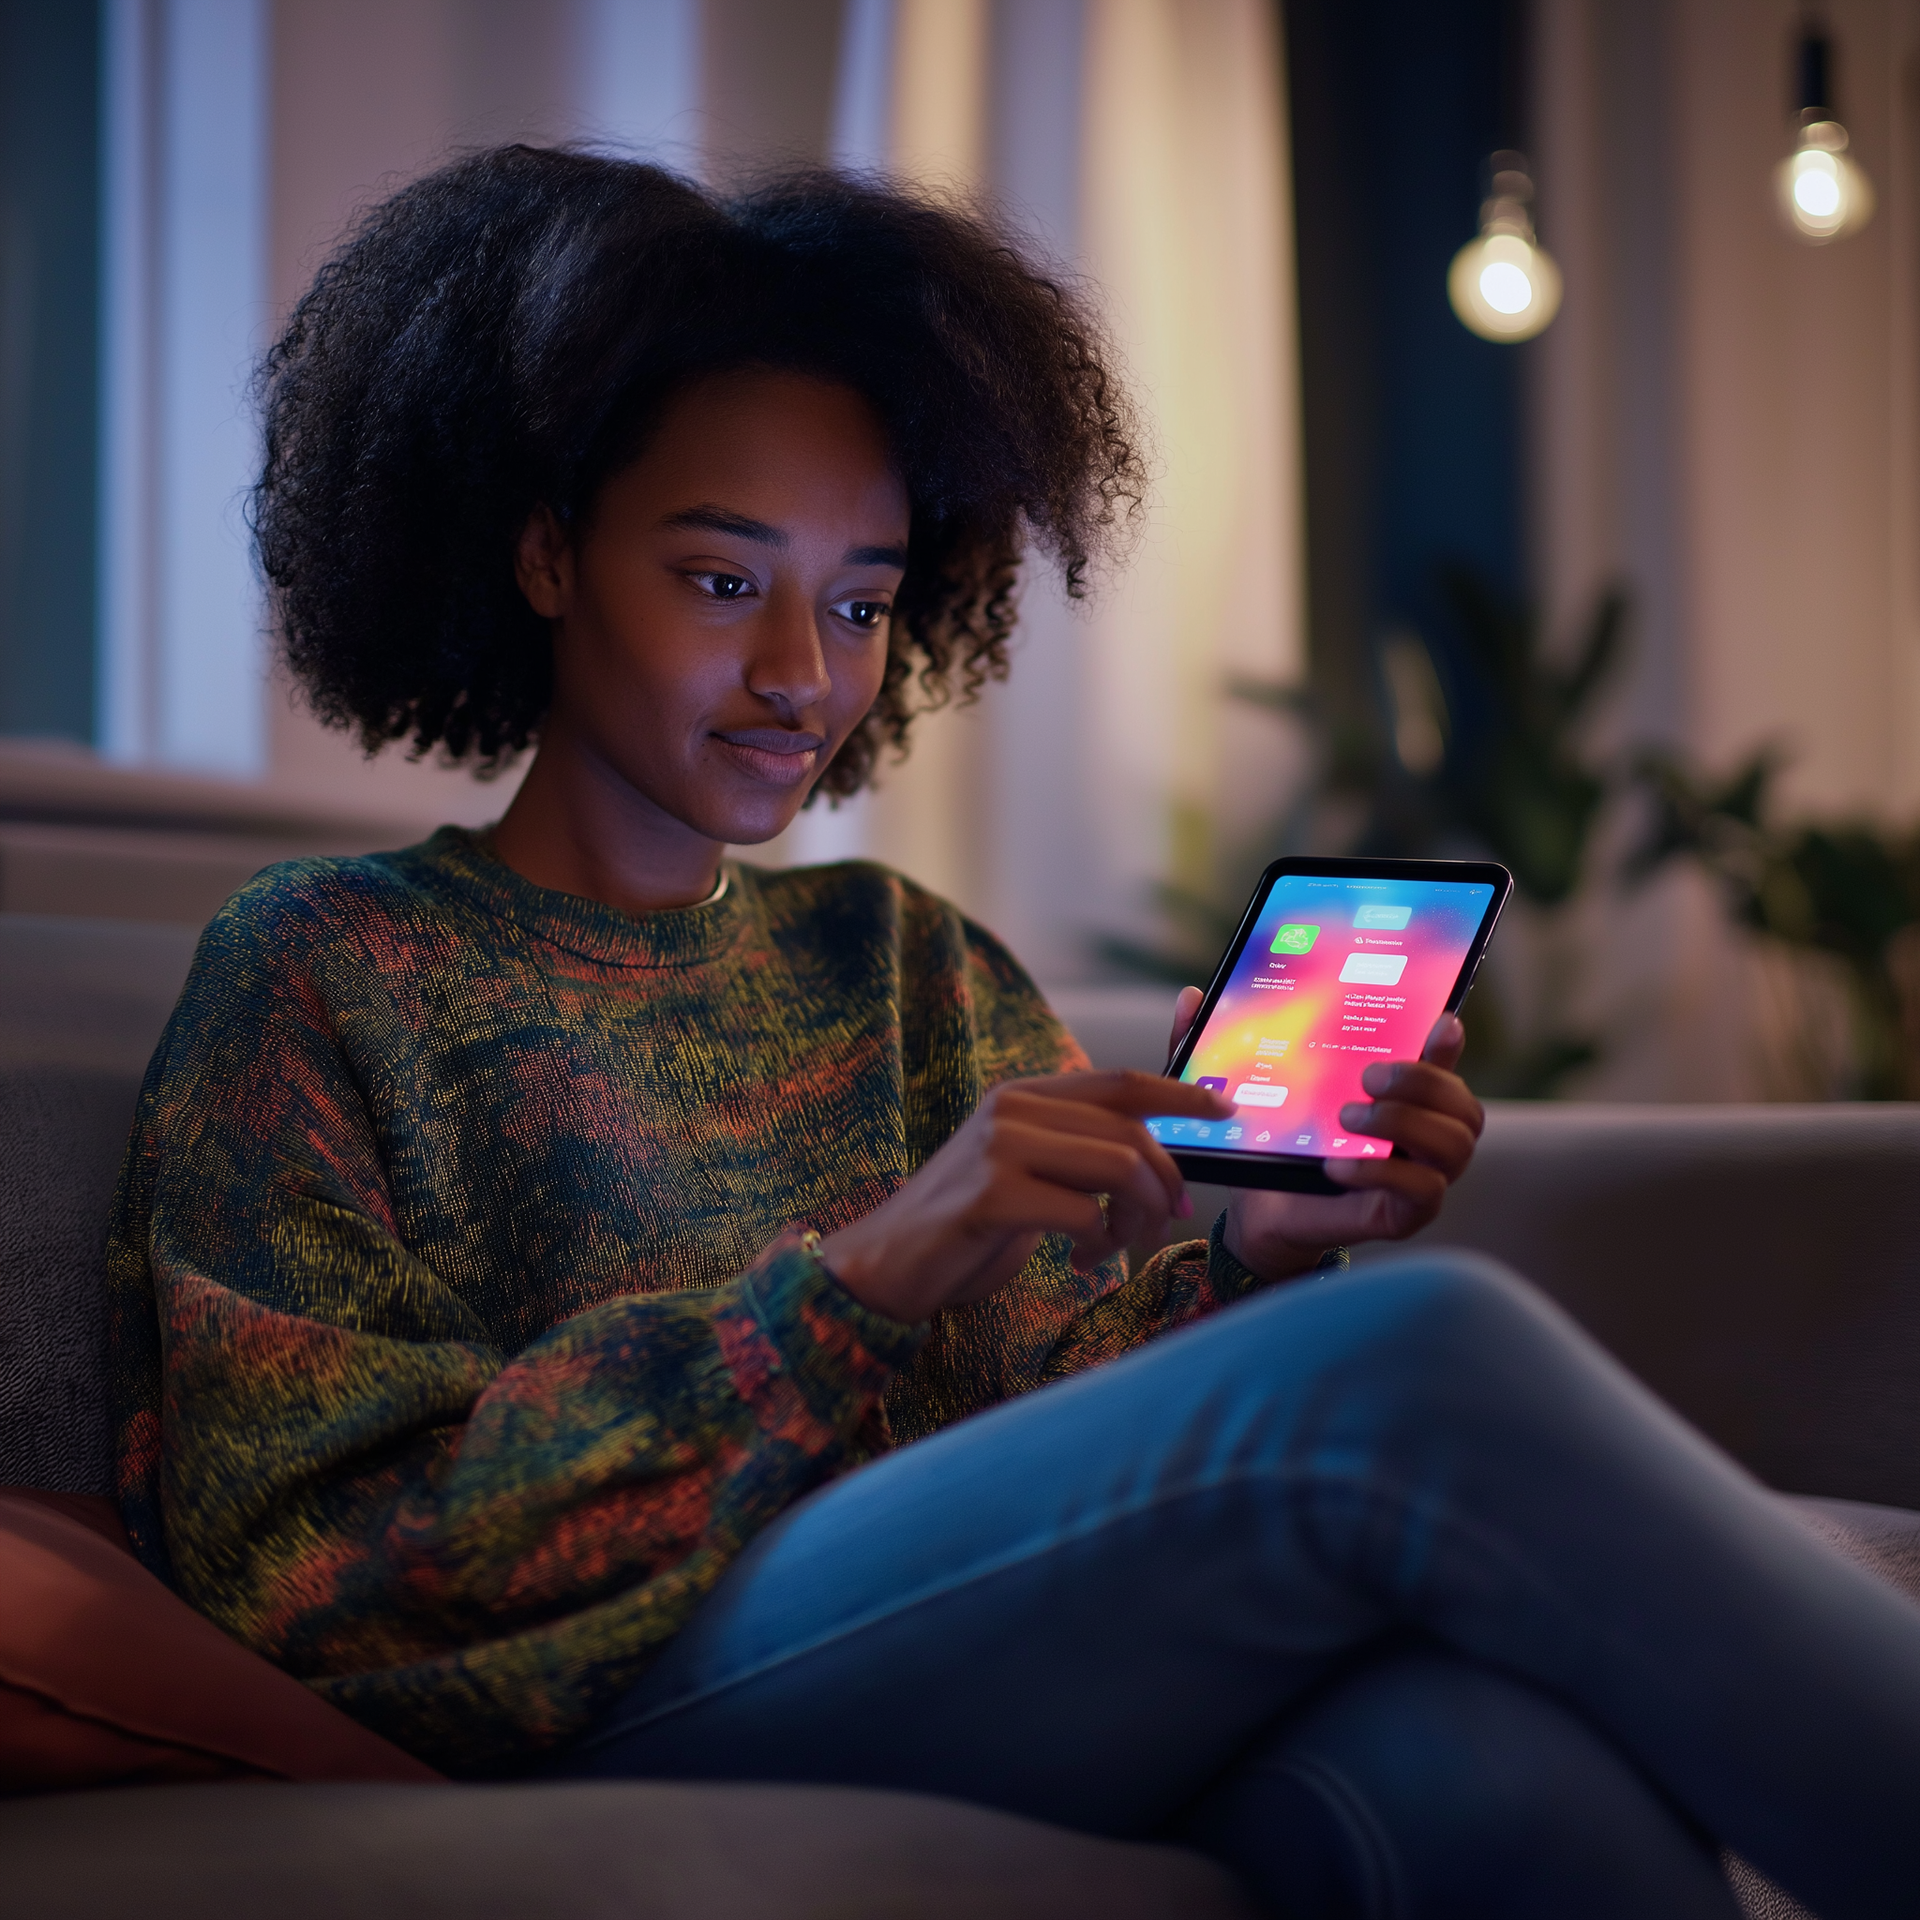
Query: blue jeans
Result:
<box><xmin>550</xmin><ymin>1255</ymin><xmax>1920</xmax><ymax>1918</ymax></box>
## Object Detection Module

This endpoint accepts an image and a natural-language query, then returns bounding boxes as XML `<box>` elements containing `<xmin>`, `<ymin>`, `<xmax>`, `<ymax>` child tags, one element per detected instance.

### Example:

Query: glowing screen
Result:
<box><xmin>1146</xmin><ymin>872</ymin><xmax>1495</xmax><ymax>1163</ymax></box>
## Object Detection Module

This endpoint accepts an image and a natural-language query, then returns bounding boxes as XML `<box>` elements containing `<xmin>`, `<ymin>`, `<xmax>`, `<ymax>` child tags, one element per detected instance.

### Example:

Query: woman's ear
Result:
<box><xmin>515</xmin><ymin>505</ymin><xmax>573</xmax><ymax>619</ymax></box>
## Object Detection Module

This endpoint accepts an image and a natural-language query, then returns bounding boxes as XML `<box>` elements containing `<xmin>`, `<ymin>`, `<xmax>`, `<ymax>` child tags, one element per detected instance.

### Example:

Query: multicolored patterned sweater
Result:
<box><xmin>106</xmin><ymin>829</ymin><xmax>1277</xmax><ymax>1773</ymax></box>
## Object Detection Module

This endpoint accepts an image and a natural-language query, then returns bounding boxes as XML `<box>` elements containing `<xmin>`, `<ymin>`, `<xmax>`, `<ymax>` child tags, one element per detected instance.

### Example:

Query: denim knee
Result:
<box><xmin>1222</xmin><ymin>1246</ymin><xmax>1573</xmax><ymax>1411</ymax></box>
<box><xmin>1345</xmin><ymin>1246</ymin><xmax>1548</xmax><ymax>1341</ymax></box>
<box><xmin>1323</xmin><ymin>1248</ymin><xmax>1599</xmax><ymax>1408</ymax></box>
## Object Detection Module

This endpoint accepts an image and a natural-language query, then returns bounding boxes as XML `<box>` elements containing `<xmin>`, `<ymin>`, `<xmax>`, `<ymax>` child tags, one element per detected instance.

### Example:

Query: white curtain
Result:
<box><xmin>99</xmin><ymin>0</ymin><xmax>272</xmax><ymax>776</ymax></box>
<box><xmin>761</xmin><ymin>0</ymin><xmax>1308</xmax><ymax>985</ymax></box>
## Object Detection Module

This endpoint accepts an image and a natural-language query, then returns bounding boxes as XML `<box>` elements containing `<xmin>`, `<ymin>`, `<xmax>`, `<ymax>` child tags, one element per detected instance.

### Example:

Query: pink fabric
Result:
<box><xmin>0</xmin><ymin>1489</ymin><xmax>440</xmax><ymax>1793</ymax></box>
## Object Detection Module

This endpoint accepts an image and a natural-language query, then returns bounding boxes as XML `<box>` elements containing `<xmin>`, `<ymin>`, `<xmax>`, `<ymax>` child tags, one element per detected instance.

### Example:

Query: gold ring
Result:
<box><xmin>1094</xmin><ymin>1192</ymin><xmax>1112</xmax><ymax>1231</ymax></box>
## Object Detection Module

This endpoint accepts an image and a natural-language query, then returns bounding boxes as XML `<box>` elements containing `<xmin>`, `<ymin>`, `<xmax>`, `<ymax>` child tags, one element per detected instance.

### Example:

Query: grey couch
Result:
<box><xmin>4</xmin><ymin>913</ymin><xmax>1918</xmax><ymax>1918</ymax></box>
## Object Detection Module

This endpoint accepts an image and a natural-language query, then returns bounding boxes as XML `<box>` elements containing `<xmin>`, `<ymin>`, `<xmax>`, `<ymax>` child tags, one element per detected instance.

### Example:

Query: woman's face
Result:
<box><xmin>517</xmin><ymin>368</ymin><xmax>909</xmax><ymax>848</ymax></box>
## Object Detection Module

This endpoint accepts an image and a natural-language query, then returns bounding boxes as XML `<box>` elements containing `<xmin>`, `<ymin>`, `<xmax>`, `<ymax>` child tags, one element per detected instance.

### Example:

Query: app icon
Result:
<box><xmin>1196</xmin><ymin>1076</ymin><xmax>1228</xmax><ymax>1093</ymax></box>
<box><xmin>1360</xmin><ymin>1144</ymin><xmax>1378</xmax><ymax>1154</ymax></box>
<box><xmin>1331</xmin><ymin>1137</ymin><xmax>1347</xmax><ymax>1148</ymax></box>
<box><xmin>1271</xmin><ymin>923</ymin><xmax>1319</xmax><ymax>955</ymax></box>
<box><xmin>1225</xmin><ymin>1125</ymin><xmax>1244</xmax><ymax>1140</ymax></box>
<box><xmin>1231</xmin><ymin>1084</ymin><xmax>1289</xmax><ymax>1107</ymax></box>
<box><xmin>1339</xmin><ymin>951</ymin><xmax>1409</xmax><ymax>985</ymax></box>
<box><xmin>1255</xmin><ymin>1130</ymin><xmax>1271</xmax><ymax>1142</ymax></box>
<box><xmin>1353</xmin><ymin>903</ymin><xmax>1412</xmax><ymax>930</ymax></box>
<box><xmin>1295</xmin><ymin>1134</ymin><xmax>1312</xmax><ymax>1145</ymax></box>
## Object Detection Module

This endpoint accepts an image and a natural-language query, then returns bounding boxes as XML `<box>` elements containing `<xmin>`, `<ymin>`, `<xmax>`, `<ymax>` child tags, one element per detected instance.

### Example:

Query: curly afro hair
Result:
<box><xmin>252</xmin><ymin>145</ymin><xmax>1145</xmax><ymax>795</ymax></box>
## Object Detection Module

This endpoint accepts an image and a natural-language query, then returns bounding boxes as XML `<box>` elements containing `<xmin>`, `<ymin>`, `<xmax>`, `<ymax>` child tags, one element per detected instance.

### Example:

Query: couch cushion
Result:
<box><xmin>0</xmin><ymin>1779</ymin><xmax>1257</xmax><ymax>1920</ymax></box>
<box><xmin>0</xmin><ymin>1069</ymin><xmax>147</xmax><ymax>1493</ymax></box>
<box><xmin>1363</xmin><ymin>1102</ymin><xmax>1920</xmax><ymax>1510</ymax></box>
<box><xmin>0</xmin><ymin>914</ymin><xmax>198</xmax><ymax>1493</ymax></box>
<box><xmin>0</xmin><ymin>1488</ymin><xmax>435</xmax><ymax>1791</ymax></box>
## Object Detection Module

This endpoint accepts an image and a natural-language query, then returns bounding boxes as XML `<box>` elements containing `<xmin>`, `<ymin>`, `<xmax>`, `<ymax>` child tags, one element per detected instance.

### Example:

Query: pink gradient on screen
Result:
<box><xmin>1149</xmin><ymin>876</ymin><xmax>1493</xmax><ymax>1161</ymax></box>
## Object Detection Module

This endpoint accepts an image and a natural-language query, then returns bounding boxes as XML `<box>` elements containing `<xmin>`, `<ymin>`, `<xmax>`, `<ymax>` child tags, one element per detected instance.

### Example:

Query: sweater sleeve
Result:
<box><xmin>106</xmin><ymin>908</ymin><xmax>923</xmax><ymax>1772</ymax></box>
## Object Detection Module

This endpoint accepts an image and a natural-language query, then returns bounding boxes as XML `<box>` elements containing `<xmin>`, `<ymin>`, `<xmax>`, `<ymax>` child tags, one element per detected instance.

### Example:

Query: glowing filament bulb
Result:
<box><xmin>1449</xmin><ymin>230</ymin><xmax>1561</xmax><ymax>342</ymax></box>
<box><xmin>1447</xmin><ymin>154</ymin><xmax>1561</xmax><ymax>344</ymax></box>
<box><xmin>1778</xmin><ymin>120</ymin><xmax>1873</xmax><ymax>244</ymax></box>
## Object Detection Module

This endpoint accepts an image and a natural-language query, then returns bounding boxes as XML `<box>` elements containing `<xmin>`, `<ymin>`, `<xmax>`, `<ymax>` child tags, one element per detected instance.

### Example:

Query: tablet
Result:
<box><xmin>1146</xmin><ymin>857</ymin><xmax>1512</xmax><ymax>1193</ymax></box>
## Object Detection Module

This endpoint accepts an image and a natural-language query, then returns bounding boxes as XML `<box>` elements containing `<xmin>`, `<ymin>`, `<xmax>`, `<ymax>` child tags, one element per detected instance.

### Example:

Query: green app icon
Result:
<box><xmin>1271</xmin><ymin>923</ymin><xmax>1319</xmax><ymax>955</ymax></box>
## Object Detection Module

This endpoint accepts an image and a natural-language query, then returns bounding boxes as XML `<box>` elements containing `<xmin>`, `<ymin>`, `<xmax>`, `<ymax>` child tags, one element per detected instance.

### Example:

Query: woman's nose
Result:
<box><xmin>747</xmin><ymin>591</ymin><xmax>833</xmax><ymax>712</ymax></box>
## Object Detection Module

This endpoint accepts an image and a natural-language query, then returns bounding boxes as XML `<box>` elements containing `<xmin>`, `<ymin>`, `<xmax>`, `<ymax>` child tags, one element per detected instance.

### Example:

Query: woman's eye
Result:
<box><xmin>835</xmin><ymin>599</ymin><xmax>892</xmax><ymax>631</ymax></box>
<box><xmin>691</xmin><ymin>571</ymin><xmax>754</xmax><ymax>600</ymax></box>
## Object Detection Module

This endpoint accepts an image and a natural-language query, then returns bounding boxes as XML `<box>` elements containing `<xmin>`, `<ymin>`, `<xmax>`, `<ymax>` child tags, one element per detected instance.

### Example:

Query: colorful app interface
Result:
<box><xmin>1147</xmin><ymin>874</ymin><xmax>1494</xmax><ymax>1161</ymax></box>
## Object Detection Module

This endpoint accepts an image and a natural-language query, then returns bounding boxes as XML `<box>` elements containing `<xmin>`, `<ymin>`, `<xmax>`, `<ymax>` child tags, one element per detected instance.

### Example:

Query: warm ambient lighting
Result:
<box><xmin>1447</xmin><ymin>152</ymin><xmax>1561</xmax><ymax>344</ymax></box>
<box><xmin>1778</xmin><ymin>31</ymin><xmax>1873</xmax><ymax>245</ymax></box>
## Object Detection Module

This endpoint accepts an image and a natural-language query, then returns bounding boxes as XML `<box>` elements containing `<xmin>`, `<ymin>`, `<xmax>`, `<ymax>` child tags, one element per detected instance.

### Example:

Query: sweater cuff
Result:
<box><xmin>736</xmin><ymin>1236</ymin><xmax>929</xmax><ymax>1423</ymax></box>
<box><xmin>1206</xmin><ymin>1210</ymin><xmax>1348</xmax><ymax>1299</ymax></box>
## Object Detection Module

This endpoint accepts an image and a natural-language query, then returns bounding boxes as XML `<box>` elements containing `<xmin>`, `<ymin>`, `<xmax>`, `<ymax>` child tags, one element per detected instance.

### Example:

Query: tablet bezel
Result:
<box><xmin>1159</xmin><ymin>855</ymin><xmax>1513</xmax><ymax>1195</ymax></box>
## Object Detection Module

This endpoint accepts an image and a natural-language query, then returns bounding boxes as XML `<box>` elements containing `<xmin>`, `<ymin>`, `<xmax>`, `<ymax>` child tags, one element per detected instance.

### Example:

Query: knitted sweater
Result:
<box><xmin>106</xmin><ymin>829</ymin><xmax>1275</xmax><ymax>1773</ymax></box>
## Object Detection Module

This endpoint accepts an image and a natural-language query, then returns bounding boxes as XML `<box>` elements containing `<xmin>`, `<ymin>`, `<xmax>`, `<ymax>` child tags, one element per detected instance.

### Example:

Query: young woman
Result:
<box><xmin>108</xmin><ymin>149</ymin><xmax>1919</xmax><ymax>1918</ymax></box>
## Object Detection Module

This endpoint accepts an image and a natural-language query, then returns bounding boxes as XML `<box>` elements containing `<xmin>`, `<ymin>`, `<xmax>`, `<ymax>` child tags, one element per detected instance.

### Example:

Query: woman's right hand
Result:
<box><xmin>818</xmin><ymin>1072</ymin><xmax>1234</xmax><ymax>1325</ymax></box>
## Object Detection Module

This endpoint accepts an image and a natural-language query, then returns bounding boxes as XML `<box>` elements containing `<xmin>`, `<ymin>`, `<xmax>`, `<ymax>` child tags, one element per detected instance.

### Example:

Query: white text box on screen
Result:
<box><xmin>1339</xmin><ymin>952</ymin><xmax>1409</xmax><ymax>985</ymax></box>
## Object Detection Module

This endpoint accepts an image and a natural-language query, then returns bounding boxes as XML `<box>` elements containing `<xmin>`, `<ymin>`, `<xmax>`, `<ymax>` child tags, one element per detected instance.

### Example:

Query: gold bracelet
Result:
<box><xmin>799</xmin><ymin>1229</ymin><xmax>823</xmax><ymax>1258</ymax></box>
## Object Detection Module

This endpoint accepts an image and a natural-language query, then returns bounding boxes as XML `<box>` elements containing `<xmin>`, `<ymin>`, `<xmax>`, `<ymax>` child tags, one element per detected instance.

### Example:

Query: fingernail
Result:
<box><xmin>1339</xmin><ymin>1102</ymin><xmax>1372</xmax><ymax>1128</ymax></box>
<box><xmin>1361</xmin><ymin>1063</ymin><xmax>1394</xmax><ymax>1094</ymax></box>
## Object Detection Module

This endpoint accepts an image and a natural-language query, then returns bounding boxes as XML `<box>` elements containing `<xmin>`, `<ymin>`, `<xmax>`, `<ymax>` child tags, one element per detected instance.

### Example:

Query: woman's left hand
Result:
<box><xmin>1164</xmin><ymin>987</ymin><xmax>1485</xmax><ymax>1285</ymax></box>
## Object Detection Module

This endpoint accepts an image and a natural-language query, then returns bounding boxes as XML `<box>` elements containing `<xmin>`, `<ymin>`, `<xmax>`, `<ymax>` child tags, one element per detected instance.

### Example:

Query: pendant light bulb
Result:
<box><xmin>1448</xmin><ymin>152</ymin><xmax>1561</xmax><ymax>344</ymax></box>
<box><xmin>1777</xmin><ymin>117</ymin><xmax>1873</xmax><ymax>243</ymax></box>
<box><xmin>1778</xmin><ymin>31</ymin><xmax>1873</xmax><ymax>245</ymax></box>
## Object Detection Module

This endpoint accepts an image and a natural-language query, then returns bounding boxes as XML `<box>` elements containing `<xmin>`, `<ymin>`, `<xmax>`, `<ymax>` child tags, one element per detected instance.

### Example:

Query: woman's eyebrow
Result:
<box><xmin>659</xmin><ymin>505</ymin><xmax>787</xmax><ymax>547</ymax></box>
<box><xmin>662</xmin><ymin>507</ymin><xmax>907</xmax><ymax>571</ymax></box>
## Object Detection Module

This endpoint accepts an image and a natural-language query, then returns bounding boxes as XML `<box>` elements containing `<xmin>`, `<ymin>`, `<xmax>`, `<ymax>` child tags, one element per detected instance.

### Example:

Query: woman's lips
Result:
<box><xmin>712</xmin><ymin>728</ymin><xmax>823</xmax><ymax>787</ymax></box>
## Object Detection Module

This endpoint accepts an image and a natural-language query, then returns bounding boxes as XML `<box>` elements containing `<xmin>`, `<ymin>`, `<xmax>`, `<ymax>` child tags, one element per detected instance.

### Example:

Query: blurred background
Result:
<box><xmin>2</xmin><ymin>0</ymin><xmax>1917</xmax><ymax>1103</ymax></box>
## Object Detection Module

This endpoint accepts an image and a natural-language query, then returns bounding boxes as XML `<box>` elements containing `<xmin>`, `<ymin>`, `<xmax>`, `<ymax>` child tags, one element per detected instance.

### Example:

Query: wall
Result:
<box><xmin>1531</xmin><ymin>0</ymin><xmax>1920</xmax><ymax>1098</ymax></box>
<box><xmin>1678</xmin><ymin>0</ymin><xmax>1920</xmax><ymax>816</ymax></box>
